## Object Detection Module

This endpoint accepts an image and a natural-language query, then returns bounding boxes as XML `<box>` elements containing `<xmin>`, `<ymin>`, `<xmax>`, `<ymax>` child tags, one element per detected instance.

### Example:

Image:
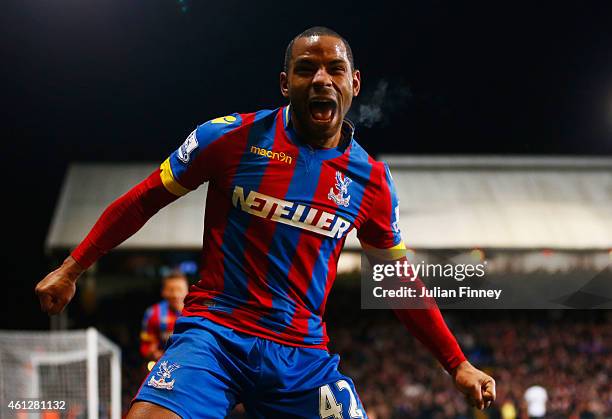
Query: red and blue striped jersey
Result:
<box><xmin>159</xmin><ymin>106</ymin><xmax>402</xmax><ymax>349</ymax></box>
<box><xmin>140</xmin><ymin>300</ymin><xmax>181</xmax><ymax>358</ymax></box>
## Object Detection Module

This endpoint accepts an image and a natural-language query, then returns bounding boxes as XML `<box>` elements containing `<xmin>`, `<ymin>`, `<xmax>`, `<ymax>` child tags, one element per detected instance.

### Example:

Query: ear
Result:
<box><xmin>280</xmin><ymin>72</ymin><xmax>289</xmax><ymax>98</ymax></box>
<box><xmin>352</xmin><ymin>69</ymin><xmax>361</xmax><ymax>97</ymax></box>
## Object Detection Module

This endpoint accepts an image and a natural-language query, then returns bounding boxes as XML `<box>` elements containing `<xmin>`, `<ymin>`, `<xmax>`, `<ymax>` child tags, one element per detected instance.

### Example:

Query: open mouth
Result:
<box><xmin>308</xmin><ymin>99</ymin><xmax>337</xmax><ymax>123</ymax></box>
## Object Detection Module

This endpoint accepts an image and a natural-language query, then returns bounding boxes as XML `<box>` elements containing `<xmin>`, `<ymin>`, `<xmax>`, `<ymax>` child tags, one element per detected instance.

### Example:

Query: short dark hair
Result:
<box><xmin>162</xmin><ymin>271</ymin><xmax>188</xmax><ymax>285</ymax></box>
<box><xmin>284</xmin><ymin>26</ymin><xmax>354</xmax><ymax>73</ymax></box>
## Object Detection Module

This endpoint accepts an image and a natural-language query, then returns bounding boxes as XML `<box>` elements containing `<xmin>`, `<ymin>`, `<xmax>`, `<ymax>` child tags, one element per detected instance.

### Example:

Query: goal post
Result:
<box><xmin>0</xmin><ymin>328</ymin><xmax>121</xmax><ymax>419</ymax></box>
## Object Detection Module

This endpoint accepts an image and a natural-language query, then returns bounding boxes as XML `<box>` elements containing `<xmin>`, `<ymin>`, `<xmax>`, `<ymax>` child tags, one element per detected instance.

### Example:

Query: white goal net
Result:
<box><xmin>0</xmin><ymin>328</ymin><xmax>121</xmax><ymax>419</ymax></box>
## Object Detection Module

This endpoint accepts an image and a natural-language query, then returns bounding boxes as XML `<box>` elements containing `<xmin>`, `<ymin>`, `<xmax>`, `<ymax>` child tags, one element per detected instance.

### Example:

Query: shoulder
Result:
<box><xmin>347</xmin><ymin>138</ymin><xmax>389</xmax><ymax>172</ymax></box>
<box><xmin>173</xmin><ymin>108</ymin><xmax>279</xmax><ymax>167</ymax></box>
<box><xmin>194</xmin><ymin>113</ymin><xmax>243</xmax><ymax>143</ymax></box>
<box><xmin>347</xmin><ymin>138</ymin><xmax>372</xmax><ymax>163</ymax></box>
<box><xmin>194</xmin><ymin>108</ymin><xmax>279</xmax><ymax>143</ymax></box>
<box><xmin>347</xmin><ymin>138</ymin><xmax>391</xmax><ymax>186</ymax></box>
<box><xmin>145</xmin><ymin>301</ymin><xmax>165</xmax><ymax>315</ymax></box>
<box><xmin>142</xmin><ymin>304</ymin><xmax>157</xmax><ymax>323</ymax></box>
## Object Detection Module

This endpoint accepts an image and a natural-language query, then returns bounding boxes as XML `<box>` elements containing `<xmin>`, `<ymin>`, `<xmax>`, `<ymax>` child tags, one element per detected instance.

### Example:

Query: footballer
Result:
<box><xmin>140</xmin><ymin>272</ymin><xmax>189</xmax><ymax>362</ymax></box>
<box><xmin>36</xmin><ymin>27</ymin><xmax>495</xmax><ymax>418</ymax></box>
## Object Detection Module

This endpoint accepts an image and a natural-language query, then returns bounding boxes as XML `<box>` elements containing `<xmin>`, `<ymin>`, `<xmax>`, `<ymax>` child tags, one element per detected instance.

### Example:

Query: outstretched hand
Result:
<box><xmin>35</xmin><ymin>256</ymin><xmax>84</xmax><ymax>315</ymax></box>
<box><xmin>452</xmin><ymin>360</ymin><xmax>496</xmax><ymax>410</ymax></box>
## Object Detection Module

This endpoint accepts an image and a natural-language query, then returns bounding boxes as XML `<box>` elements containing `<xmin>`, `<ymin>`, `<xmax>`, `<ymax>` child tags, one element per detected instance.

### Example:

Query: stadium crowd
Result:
<box><xmin>114</xmin><ymin>278</ymin><xmax>611</xmax><ymax>418</ymax></box>
<box><xmin>326</xmin><ymin>306</ymin><xmax>612</xmax><ymax>419</ymax></box>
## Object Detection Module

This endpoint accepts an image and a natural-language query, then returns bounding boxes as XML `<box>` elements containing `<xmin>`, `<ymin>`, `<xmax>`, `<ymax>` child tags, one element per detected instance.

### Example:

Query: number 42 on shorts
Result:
<box><xmin>319</xmin><ymin>380</ymin><xmax>364</xmax><ymax>419</ymax></box>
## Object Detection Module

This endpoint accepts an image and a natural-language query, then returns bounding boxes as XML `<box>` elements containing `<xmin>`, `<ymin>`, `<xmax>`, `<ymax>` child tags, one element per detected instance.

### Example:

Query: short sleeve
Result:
<box><xmin>159</xmin><ymin>113</ymin><xmax>242</xmax><ymax>196</ymax></box>
<box><xmin>357</xmin><ymin>162</ymin><xmax>403</xmax><ymax>249</ymax></box>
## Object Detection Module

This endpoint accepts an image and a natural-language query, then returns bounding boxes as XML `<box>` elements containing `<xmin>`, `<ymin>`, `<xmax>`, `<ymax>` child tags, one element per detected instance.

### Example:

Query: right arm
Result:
<box><xmin>36</xmin><ymin>169</ymin><xmax>178</xmax><ymax>314</ymax></box>
<box><xmin>71</xmin><ymin>169</ymin><xmax>178</xmax><ymax>270</ymax></box>
<box><xmin>36</xmin><ymin>115</ymin><xmax>243</xmax><ymax>315</ymax></box>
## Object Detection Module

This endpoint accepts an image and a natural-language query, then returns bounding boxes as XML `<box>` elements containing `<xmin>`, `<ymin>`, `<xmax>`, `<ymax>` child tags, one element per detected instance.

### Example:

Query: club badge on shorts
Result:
<box><xmin>147</xmin><ymin>361</ymin><xmax>181</xmax><ymax>390</ymax></box>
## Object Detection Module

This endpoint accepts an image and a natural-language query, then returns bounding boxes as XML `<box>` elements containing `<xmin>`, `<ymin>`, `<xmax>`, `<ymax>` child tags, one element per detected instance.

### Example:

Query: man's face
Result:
<box><xmin>280</xmin><ymin>35</ymin><xmax>360</xmax><ymax>142</ymax></box>
<box><xmin>161</xmin><ymin>277</ymin><xmax>188</xmax><ymax>312</ymax></box>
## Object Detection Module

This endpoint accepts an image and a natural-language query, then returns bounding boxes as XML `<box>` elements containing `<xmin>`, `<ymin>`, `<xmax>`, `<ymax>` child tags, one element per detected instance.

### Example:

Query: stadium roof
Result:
<box><xmin>380</xmin><ymin>155</ymin><xmax>612</xmax><ymax>250</ymax></box>
<box><xmin>46</xmin><ymin>156</ymin><xmax>612</xmax><ymax>252</ymax></box>
<box><xmin>46</xmin><ymin>164</ymin><xmax>207</xmax><ymax>251</ymax></box>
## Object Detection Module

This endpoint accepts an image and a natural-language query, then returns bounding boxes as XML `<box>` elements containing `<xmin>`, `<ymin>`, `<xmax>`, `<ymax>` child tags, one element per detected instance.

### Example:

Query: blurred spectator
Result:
<box><xmin>139</xmin><ymin>272</ymin><xmax>188</xmax><ymax>361</ymax></box>
<box><xmin>524</xmin><ymin>385</ymin><xmax>547</xmax><ymax>418</ymax></box>
<box><xmin>500</xmin><ymin>400</ymin><xmax>517</xmax><ymax>419</ymax></box>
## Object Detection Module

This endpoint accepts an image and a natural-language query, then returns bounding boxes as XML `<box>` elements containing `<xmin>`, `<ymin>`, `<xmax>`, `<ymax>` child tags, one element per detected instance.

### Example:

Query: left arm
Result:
<box><xmin>358</xmin><ymin>162</ymin><xmax>496</xmax><ymax>410</ymax></box>
<box><xmin>392</xmin><ymin>303</ymin><xmax>465</xmax><ymax>373</ymax></box>
<box><xmin>392</xmin><ymin>296</ymin><xmax>495</xmax><ymax>409</ymax></box>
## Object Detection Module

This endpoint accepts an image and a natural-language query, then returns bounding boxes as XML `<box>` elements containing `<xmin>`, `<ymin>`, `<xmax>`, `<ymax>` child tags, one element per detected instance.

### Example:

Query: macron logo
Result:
<box><xmin>232</xmin><ymin>186</ymin><xmax>351</xmax><ymax>239</ymax></box>
<box><xmin>250</xmin><ymin>146</ymin><xmax>294</xmax><ymax>165</ymax></box>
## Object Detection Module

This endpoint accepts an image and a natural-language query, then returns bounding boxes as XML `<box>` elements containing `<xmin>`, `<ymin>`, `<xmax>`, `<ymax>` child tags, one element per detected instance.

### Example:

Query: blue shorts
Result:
<box><xmin>134</xmin><ymin>316</ymin><xmax>367</xmax><ymax>419</ymax></box>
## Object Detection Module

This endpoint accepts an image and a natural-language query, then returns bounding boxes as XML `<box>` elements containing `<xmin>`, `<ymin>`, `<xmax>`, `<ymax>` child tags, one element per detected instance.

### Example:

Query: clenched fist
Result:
<box><xmin>452</xmin><ymin>360</ymin><xmax>496</xmax><ymax>410</ymax></box>
<box><xmin>35</xmin><ymin>256</ymin><xmax>85</xmax><ymax>315</ymax></box>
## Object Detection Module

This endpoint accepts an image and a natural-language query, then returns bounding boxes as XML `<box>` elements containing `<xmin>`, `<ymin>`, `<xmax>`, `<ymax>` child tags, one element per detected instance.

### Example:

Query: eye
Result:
<box><xmin>294</xmin><ymin>63</ymin><xmax>316</xmax><ymax>74</ymax></box>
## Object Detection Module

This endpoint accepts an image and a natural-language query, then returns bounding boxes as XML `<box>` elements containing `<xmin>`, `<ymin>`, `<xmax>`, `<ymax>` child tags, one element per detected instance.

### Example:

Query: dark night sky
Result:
<box><xmin>2</xmin><ymin>0</ymin><xmax>612</xmax><ymax>328</ymax></box>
